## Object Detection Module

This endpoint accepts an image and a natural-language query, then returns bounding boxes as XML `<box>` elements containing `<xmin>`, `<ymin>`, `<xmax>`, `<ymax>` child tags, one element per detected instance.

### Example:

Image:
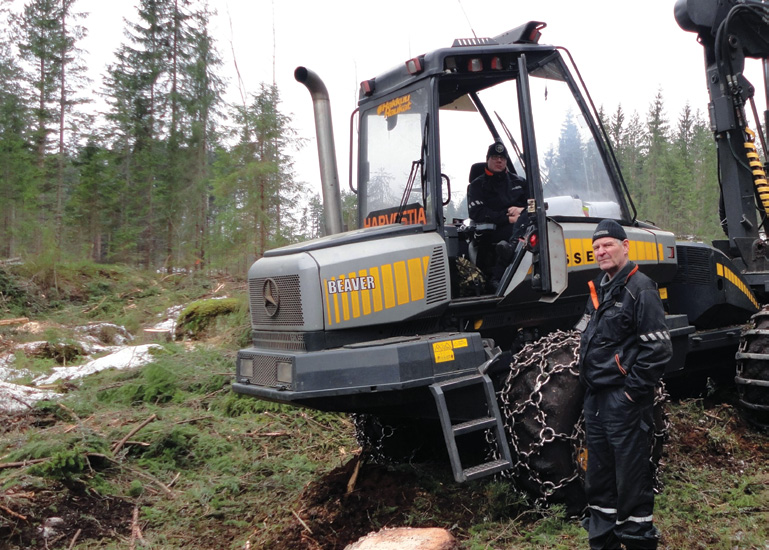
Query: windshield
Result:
<box><xmin>439</xmin><ymin>56</ymin><xmax>625</xmax><ymax>222</ymax></box>
<box><xmin>358</xmin><ymin>86</ymin><xmax>433</xmax><ymax>228</ymax></box>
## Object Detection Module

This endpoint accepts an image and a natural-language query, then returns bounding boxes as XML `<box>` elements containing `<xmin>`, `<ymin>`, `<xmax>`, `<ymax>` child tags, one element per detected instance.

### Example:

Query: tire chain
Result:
<box><xmin>737</xmin><ymin>305</ymin><xmax>769</xmax><ymax>429</ymax></box>
<box><xmin>497</xmin><ymin>329</ymin><xmax>585</xmax><ymax>507</ymax></box>
<box><xmin>350</xmin><ymin>413</ymin><xmax>397</xmax><ymax>464</ymax></box>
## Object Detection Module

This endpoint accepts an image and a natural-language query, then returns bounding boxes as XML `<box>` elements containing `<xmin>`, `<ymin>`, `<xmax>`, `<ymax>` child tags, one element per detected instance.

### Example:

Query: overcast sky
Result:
<box><xmin>51</xmin><ymin>0</ymin><xmax>769</xmax><ymax>195</ymax></box>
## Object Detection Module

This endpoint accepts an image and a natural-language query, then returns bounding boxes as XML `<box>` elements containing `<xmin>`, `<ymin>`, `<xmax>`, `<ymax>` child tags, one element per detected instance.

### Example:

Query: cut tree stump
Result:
<box><xmin>344</xmin><ymin>527</ymin><xmax>459</xmax><ymax>550</ymax></box>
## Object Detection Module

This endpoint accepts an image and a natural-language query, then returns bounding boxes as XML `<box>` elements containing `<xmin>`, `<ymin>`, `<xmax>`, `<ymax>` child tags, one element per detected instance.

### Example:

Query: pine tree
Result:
<box><xmin>68</xmin><ymin>137</ymin><xmax>119</xmax><ymax>261</ymax></box>
<box><xmin>0</xmin><ymin>23</ymin><xmax>36</xmax><ymax>258</ymax></box>
<box><xmin>210</xmin><ymin>84</ymin><xmax>304</xmax><ymax>269</ymax></box>
<box><xmin>172</xmin><ymin>6</ymin><xmax>223</xmax><ymax>270</ymax></box>
<box><xmin>640</xmin><ymin>90</ymin><xmax>671</xmax><ymax>226</ymax></box>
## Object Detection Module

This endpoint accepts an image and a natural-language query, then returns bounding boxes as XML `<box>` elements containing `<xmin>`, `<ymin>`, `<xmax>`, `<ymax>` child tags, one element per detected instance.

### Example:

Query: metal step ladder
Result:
<box><xmin>429</xmin><ymin>348</ymin><xmax>513</xmax><ymax>482</ymax></box>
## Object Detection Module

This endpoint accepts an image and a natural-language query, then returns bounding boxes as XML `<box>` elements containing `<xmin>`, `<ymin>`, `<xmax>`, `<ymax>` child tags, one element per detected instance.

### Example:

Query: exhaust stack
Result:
<box><xmin>295</xmin><ymin>67</ymin><xmax>343</xmax><ymax>236</ymax></box>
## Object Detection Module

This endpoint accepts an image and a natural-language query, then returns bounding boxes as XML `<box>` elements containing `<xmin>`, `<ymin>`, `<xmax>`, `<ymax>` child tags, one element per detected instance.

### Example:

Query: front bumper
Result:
<box><xmin>234</xmin><ymin>331</ymin><xmax>487</xmax><ymax>413</ymax></box>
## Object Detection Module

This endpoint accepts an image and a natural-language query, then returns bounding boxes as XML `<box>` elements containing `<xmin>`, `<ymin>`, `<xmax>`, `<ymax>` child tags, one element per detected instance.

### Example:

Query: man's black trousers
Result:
<box><xmin>583</xmin><ymin>386</ymin><xmax>660</xmax><ymax>550</ymax></box>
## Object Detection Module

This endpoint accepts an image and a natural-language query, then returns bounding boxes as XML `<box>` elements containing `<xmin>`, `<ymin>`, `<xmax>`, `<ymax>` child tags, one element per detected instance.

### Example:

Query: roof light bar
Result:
<box><xmin>405</xmin><ymin>55</ymin><xmax>426</xmax><ymax>75</ymax></box>
<box><xmin>467</xmin><ymin>58</ymin><xmax>483</xmax><ymax>72</ymax></box>
<box><xmin>360</xmin><ymin>79</ymin><xmax>375</xmax><ymax>96</ymax></box>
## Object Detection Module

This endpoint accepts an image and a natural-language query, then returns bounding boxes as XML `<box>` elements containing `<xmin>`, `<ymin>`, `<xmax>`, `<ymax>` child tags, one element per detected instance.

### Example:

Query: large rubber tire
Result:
<box><xmin>499</xmin><ymin>330</ymin><xmax>587</xmax><ymax>513</ymax></box>
<box><xmin>737</xmin><ymin>307</ymin><xmax>769</xmax><ymax>430</ymax></box>
<box><xmin>499</xmin><ymin>330</ymin><xmax>669</xmax><ymax>515</ymax></box>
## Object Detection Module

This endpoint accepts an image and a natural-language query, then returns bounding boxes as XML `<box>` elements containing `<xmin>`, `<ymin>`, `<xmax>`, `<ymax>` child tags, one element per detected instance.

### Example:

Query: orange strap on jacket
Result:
<box><xmin>625</xmin><ymin>264</ymin><xmax>639</xmax><ymax>283</ymax></box>
<box><xmin>588</xmin><ymin>280</ymin><xmax>599</xmax><ymax>310</ymax></box>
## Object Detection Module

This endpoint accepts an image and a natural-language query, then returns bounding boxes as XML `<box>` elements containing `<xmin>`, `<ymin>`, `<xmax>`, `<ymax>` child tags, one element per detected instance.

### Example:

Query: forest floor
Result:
<box><xmin>0</xmin><ymin>262</ymin><xmax>768</xmax><ymax>550</ymax></box>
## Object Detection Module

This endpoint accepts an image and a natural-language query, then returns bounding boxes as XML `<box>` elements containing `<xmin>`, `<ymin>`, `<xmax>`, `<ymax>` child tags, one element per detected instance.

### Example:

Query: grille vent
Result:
<box><xmin>425</xmin><ymin>246</ymin><xmax>449</xmax><ymax>304</ymax></box>
<box><xmin>673</xmin><ymin>246</ymin><xmax>713</xmax><ymax>286</ymax></box>
<box><xmin>249</xmin><ymin>275</ymin><xmax>304</xmax><ymax>326</ymax></box>
<box><xmin>252</xmin><ymin>331</ymin><xmax>306</xmax><ymax>352</ymax></box>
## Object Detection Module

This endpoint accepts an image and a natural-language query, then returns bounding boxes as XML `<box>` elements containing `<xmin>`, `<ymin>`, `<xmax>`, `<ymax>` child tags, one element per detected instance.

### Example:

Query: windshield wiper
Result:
<box><xmin>395</xmin><ymin>113</ymin><xmax>429</xmax><ymax>224</ymax></box>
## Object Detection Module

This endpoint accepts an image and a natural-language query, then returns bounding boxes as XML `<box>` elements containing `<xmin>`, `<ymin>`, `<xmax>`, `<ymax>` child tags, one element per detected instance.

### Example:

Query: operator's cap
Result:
<box><xmin>592</xmin><ymin>219</ymin><xmax>627</xmax><ymax>242</ymax></box>
<box><xmin>487</xmin><ymin>141</ymin><xmax>507</xmax><ymax>159</ymax></box>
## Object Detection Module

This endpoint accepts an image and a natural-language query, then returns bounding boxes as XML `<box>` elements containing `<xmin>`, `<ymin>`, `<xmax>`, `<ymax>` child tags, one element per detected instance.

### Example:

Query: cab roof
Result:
<box><xmin>357</xmin><ymin>21</ymin><xmax>559</xmax><ymax>105</ymax></box>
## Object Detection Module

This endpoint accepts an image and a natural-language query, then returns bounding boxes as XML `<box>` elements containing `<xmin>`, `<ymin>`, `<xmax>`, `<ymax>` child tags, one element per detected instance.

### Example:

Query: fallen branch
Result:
<box><xmin>64</xmin><ymin>415</ymin><xmax>94</xmax><ymax>434</ymax></box>
<box><xmin>6</xmin><ymin>393</ymin><xmax>34</xmax><ymax>411</ymax></box>
<box><xmin>123</xmin><ymin>466</ymin><xmax>174</xmax><ymax>498</ymax></box>
<box><xmin>346</xmin><ymin>454</ymin><xmax>362</xmax><ymax>495</ymax></box>
<box><xmin>168</xmin><ymin>472</ymin><xmax>181</xmax><ymax>488</ymax></box>
<box><xmin>174</xmin><ymin>415</ymin><xmax>214</xmax><ymax>425</ymax></box>
<box><xmin>122</xmin><ymin>441</ymin><xmax>151</xmax><ymax>448</ymax></box>
<box><xmin>245</xmin><ymin>431</ymin><xmax>290</xmax><ymax>438</ymax></box>
<box><xmin>87</xmin><ymin>453</ymin><xmax>175</xmax><ymax>498</ymax></box>
<box><xmin>0</xmin><ymin>458</ymin><xmax>49</xmax><ymax>470</ymax></box>
<box><xmin>67</xmin><ymin>528</ymin><xmax>82</xmax><ymax>550</ymax></box>
<box><xmin>57</xmin><ymin>403</ymin><xmax>81</xmax><ymax>422</ymax></box>
<box><xmin>129</xmin><ymin>505</ymin><xmax>145</xmax><ymax>550</ymax></box>
<box><xmin>82</xmin><ymin>296</ymin><xmax>107</xmax><ymax>314</ymax></box>
<box><xmin>0</xmin><ymin>503</ymin><xmax>27</xmax><ymax>521</ymax></box>
<box><xmin>112</xmin><ymin>414</ymin><xmax>158</xmax><ymax>453</ymax></box>
<box><xmin>292</xmin><ymin>510</ymin><xmax>313</xmax><ymax>535</ymax></box>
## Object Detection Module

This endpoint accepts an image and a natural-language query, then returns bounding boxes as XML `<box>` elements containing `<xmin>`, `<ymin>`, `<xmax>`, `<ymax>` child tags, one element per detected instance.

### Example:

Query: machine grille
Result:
<box><xmin>252</xmin><ymin>331</ymin><xmax>307</xmax><ymax>351</ymax></box>
<box><xmin>239</xmin><ymin>353</ymin><xmax>292</xmax><ymax>388</ymax></box>
<box><xmin>673</xmin><ymin>246</ymin><xmax>713</xmax><ymax>285</ymax></box>
<box><xmin>249</xmin><ymin>275</ymin><xmax>304</xmax><ymax>326</ymax></box>
<box><xmin>425</xmin><ymin>246</ymin><xmax>449</xmax><ymax>304</ymax></box>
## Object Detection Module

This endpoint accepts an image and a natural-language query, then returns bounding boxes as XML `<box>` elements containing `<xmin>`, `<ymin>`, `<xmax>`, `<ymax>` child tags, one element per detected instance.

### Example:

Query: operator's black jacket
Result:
<box><xmin>578</xmin><ymin>261</ymin><xmax>672</xmax><ymax>403</ymax></box>
<box><xmin>467</xmin><ymin>169</ymin><xmax>527</xmax><ymax>227</ymax></box>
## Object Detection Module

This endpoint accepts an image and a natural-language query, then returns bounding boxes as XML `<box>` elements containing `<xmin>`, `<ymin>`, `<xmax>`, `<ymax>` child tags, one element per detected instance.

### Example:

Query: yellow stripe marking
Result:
<box><xmin>340</xmin><ymin>276</ymin><xmax>350</xmax><ymax>321</ymax></box>
<box><xmin>717</xmin><ymin>263</ymin><xmax>759</xmax><ymax>308</ymax></box>
<box><xmin>394</xmin><ymin>261</ymin><xmax>409</xmax><ymax>305</ymax></box>
<box><xmin>360</xmin><ymin>269</ymin><xmax>372</xmax><ymax>316</ymax></box>
<box><xmin>349</xmin><ymin>272</ymin><xmax>361</xmax><ymax>318</ymax></box>
<box><xmin>325</xmin><ymin>279</ymin><xmax>333</xmax><ymax>325</ymax></box>
<box><xmin>382</xmin><ymin>264</ymin><xmax>396</xmax><ymax>309</ymax></box>
<box><xmin>408</xmin><ymin>258</ymin><xmax>425</xmax><ymax>301</ymax></box>
<box><xmin>332</xmin><ymin>281</ymin><xmax>341</xmax><ymax>324</ymax></box>
<box><xmin>371</xmin><ymin>267</ymin><xmax>383</xmax><ymax>312</ymax></box>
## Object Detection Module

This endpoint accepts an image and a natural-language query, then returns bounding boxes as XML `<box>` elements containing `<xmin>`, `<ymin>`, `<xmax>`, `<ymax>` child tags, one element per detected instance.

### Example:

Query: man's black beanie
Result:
<box><xmin>487</xmin><ymin>142</ymin><xmax>507</xmax><ymax>159</ymax></box>
<box><xmin>592</xmin><ymin>219</ymin><xmax>627</xmax><ymax>242</ymax></box>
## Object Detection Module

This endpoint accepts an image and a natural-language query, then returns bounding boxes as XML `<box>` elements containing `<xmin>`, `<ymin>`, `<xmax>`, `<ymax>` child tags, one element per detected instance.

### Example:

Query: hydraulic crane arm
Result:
<box><xmin>676</xmin><ymin>0</ymin><xmax>769</xmax><ymax>271</ymax></box>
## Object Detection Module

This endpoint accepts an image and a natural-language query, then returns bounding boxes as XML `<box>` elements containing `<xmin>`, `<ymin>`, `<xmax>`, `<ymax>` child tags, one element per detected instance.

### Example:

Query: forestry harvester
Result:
<box><xmin>233</xmin><ymin>1</ymin><xmax>769</xmax><ymax>507</ymax></box>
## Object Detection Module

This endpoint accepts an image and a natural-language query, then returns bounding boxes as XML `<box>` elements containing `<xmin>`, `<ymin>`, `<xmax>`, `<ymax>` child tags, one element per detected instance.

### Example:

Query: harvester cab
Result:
<box><xmin>353</xmin><ymin>21</ymin><xmax>629</xmax><ymax>302</ymax></box>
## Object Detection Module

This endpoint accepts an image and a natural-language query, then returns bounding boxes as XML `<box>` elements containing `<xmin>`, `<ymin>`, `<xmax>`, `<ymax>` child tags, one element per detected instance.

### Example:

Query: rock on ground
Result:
<box><xmin>344</xmin><ymin>527</ymin><xmax>459</xmax><ymax>550</ymax></box>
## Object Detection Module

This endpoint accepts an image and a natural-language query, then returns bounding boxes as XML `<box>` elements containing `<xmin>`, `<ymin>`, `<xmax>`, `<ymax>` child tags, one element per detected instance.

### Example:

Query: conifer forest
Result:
<box><xmin>0</xmin><ymin>0</ymin><xmax>728</xmax><ymax>274</ymax></box>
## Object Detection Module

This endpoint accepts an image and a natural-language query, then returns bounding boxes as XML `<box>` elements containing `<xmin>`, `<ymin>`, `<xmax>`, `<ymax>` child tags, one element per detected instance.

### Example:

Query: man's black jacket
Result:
<box><xmin>467</xmin><ymin>169</ymin><xmax>526</xmax><ymax>226</ymax></box>
<box><xmin>578</xmin><ymin>261</ymin><xmax>672</xmax><ymax>403</ymax></box>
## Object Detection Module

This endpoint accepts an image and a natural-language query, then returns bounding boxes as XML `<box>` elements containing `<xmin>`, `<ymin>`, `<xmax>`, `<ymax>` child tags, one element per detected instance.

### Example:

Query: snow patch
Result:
<box><xmin>0</xmin><ymin>381</ymin><xmax>60</xmax><ymax>413</ymax></box>
<box><xmin>151</xmin><ymin>304</ymin><xmax>186</xmax><ymax>333</ymax></box>
<box><xmin>34</xmin><ymin>344</ymin><xmax>162</xmax><ymax>386</ymax></box>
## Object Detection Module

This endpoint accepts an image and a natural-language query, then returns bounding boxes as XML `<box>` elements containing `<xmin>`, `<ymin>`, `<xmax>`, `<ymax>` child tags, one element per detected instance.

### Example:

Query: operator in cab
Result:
<box><xmin>466</xmin><ymin>141</ymin><xmax>528</xmax><ymax>289</ymax></box>
<box><xmin>578</xmin><ymin>219</ymin><xmax>672</xmax><ymax>550</ymax></box>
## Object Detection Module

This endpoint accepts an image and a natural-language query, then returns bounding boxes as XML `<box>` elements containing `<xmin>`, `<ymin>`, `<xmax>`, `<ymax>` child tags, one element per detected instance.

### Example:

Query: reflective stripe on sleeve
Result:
<box><xmin>639</xmin><ymin>331</ymin><xmax>670</xmax><ymax>342</ymax></box>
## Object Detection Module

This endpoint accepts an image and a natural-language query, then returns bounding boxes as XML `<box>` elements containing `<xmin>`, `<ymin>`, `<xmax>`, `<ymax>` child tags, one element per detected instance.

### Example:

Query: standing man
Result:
<box><xmin>467</xmin><ymin>141</ymin><xmax>528</xmax><ymax>286</ymax></box>
<box><xmin>578</xmin><ymin>219</ymin><xmax>672</xmax><ymax>550</ymax></box>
